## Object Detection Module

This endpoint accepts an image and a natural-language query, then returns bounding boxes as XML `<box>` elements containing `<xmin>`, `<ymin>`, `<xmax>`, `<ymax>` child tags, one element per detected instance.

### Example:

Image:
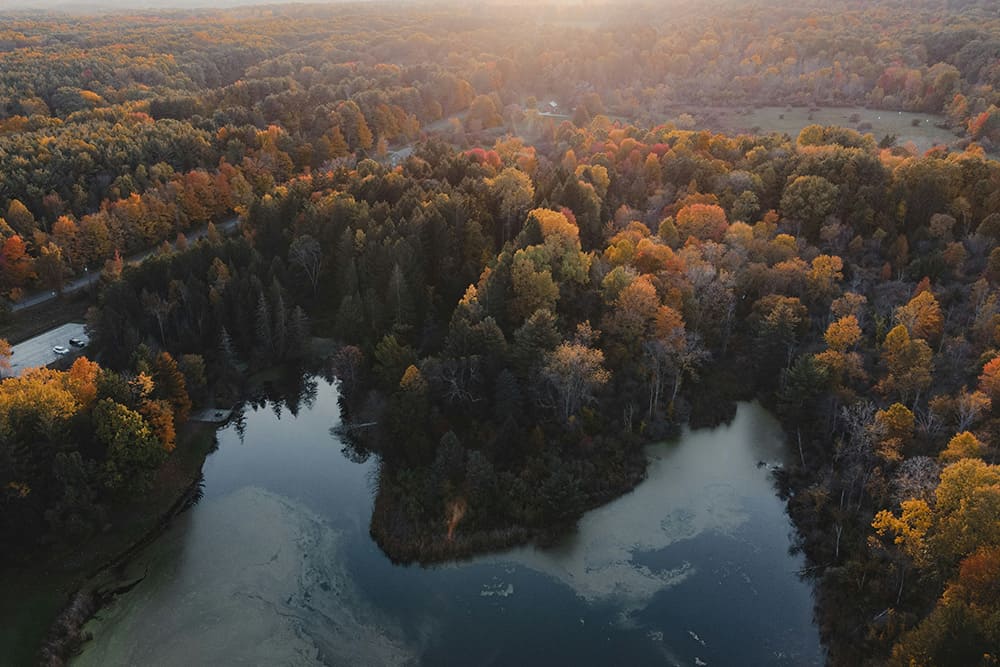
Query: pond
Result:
<box><xmin>73</xmin><ymin>376</ymin><xmax>823</xmax><ymax>666</ymax></box>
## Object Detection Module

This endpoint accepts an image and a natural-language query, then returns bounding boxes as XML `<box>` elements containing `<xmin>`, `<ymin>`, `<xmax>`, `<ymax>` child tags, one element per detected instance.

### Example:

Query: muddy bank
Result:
<box><xmin>73</xmin><ymin>487</ymin><xmax>415</xmax><ymax>667</ymax></box>
<box><xmin>62</xmin><ymin>378</ymin><xmax>823</xmax><ymax>666</ymax></box>
<box><xmin>37</xmin><ymin>453</ymin><xmax>210</xmax><ymax>666</ymax></box>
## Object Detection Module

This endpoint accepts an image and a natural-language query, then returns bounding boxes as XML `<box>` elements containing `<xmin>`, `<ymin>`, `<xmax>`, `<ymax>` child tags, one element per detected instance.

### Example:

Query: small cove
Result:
<box><xmin>73</xmin><ymin>375</ymin><xmax>823</xmax><ymax>666</ymax></box>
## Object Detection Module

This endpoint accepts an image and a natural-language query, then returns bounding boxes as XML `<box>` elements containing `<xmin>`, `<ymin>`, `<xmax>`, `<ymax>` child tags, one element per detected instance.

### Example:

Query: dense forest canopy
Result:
<box><xmin>2</xmin><ymin>1</ymin><xmax>1000</xmax><ymax>665</ymax></box>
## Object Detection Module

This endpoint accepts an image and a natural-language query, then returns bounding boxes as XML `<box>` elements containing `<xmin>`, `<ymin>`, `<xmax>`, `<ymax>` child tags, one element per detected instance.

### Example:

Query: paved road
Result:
<box><xmin>3</xmin><ymin>322</ymin><xmax>87</xmax><ymax>378</ymax></box>
<box><xmin>11</xmin><ymin>216</ymin><xmax>241</xmax><ymax>312</ymax></box>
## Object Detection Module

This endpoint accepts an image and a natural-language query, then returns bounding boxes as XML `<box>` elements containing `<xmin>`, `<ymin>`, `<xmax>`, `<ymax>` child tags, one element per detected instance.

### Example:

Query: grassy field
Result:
<box><xmin>695</xmin><ymin>105</ymin><xmax>963</xmax><ymax>154</ymax></box>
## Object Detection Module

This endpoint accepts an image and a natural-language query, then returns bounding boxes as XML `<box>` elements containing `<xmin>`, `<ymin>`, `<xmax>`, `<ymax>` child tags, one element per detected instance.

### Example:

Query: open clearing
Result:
<box><xmin>701</xmin><ymin>106</ymin><xmax>962</xmax><ymax>154</ymax></box>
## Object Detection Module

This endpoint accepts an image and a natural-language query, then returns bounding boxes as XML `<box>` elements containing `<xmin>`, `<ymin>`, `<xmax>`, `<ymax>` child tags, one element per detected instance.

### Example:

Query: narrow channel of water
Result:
<box><xmin>74</xmin><ymin>376</ymin><xmax>822</xmax><ymax>666</ymax></box>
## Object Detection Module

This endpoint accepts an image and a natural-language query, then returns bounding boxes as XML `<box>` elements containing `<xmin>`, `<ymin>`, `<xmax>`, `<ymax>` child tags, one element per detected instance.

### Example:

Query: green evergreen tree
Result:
<box><xmin>254</xmin><ymin>292</ymin><xmax>272</xmax><ymax>358</ymax></box>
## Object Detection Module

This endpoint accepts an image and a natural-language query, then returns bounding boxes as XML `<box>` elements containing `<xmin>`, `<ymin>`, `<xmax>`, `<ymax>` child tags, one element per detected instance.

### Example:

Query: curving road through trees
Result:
<box><xmin>10</xmin><ymin>217</ymin><xmax>241</xmax><ymax>312</ymax></box>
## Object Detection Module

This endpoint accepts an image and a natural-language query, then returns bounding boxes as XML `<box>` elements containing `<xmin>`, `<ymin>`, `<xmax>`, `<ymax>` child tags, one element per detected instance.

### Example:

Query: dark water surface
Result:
<box><xmin>74</xmin><ymin>377</ymin><xmax>823</xmax><ymax>666</ymax></box>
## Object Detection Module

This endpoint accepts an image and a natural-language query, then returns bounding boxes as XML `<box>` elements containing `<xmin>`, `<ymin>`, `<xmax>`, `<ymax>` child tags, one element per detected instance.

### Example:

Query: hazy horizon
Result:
<box><xmin>3</xmin><ymin>0</ymin><xmax>655</xmax><ymax>12</ymax></box>
<box><xmin>5</xmin><ymin>0</ymin><xmax>365</xmax><ymax>10</ymax></box>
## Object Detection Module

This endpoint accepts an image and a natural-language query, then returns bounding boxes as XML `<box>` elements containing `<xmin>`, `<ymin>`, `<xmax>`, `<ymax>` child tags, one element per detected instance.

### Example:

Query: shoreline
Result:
<box><xmin>2</xmin><ymin>423</ymin><xmax>217</xmax><ymax>667</ymax></box>
<box><xmin>27</xmin><ymin>360</ymin><xmax>325</xmax><ymax>665</ymax></box>
<box><xmin>30</xmin><ymin>367</ymin><xmax>821</xmax><ymax>663</ymax></box>
<box><xmin>364</xmin><ymin>368</ymin><xmax>746</xmax><ymax>565</ymax></box>
<box><xmin>39</xmin><ymin>475</ymin><xmax>206</xmax><ymax>666</ymax></box>
<box><xmin>369</xmin><ymin>450</ymin><xmax>649</xmax><ymax>566</ymax></box>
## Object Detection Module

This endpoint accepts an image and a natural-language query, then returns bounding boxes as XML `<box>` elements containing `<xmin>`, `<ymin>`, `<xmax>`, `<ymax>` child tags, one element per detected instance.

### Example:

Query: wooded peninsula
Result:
<box><xmin>2</xmin><ymin>1</ymin><xmax>999</xmax><ymax>665</ymax></box>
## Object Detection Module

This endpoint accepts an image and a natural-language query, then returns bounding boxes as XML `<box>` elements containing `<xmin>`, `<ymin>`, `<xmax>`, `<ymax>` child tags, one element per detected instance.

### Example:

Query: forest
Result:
<box><xmin>2</xmin><ymin>1</ymin><xmax>1000</xmax><ymax>665</ymax></box>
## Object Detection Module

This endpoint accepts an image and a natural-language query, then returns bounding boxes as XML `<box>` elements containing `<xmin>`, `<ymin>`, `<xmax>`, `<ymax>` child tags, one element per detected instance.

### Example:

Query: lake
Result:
<box><xmin>73</xmin><ymin>375</ymin><xmax>823</xmax><ymax>666</ymax></box>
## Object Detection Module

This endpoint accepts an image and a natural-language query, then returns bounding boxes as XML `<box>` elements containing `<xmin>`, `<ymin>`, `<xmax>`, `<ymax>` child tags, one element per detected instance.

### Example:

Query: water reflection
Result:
<box><xmin>74</xmin><ymin>375</ymin><xmax>822</xmax><ymax>666</ymax></box>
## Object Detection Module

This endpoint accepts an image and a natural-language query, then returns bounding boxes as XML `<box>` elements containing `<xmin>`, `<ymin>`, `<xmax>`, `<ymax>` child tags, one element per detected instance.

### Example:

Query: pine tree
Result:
<box><xmin>387</xmin><ymin>263</ymin><xmax>414</xmax><ymax>333</ymax></box>
<box><xmin>219</xmin><ymin>326</ymin><xmax>237</xmax><ymax>366</ymax></box>
<box><xmin>254</xmin><ymin>292</ymin><xmax>272</xmax><ymax>359</ymax></box>
<box><xmin>269</xmin><ymin>279</ymin><xmax>287</xmax><ymax>359</ymax></box>
<box><xmin>287</xmin><ymin>306</ymin><xmax>310</xmax><ymax>357</ymax></box>
<box><xmin>335</xmin><ymin>292</ymin><xmax>365</xmax><ymax>341</ymax></box>
<box><xmin>512</xmin><ymin>309</ymin><xmax>560</xmax><ymax>374</ymax></box>
<box><xmin>494</xmin><ymin>369</ymin><xmax>522</xmax><ymax>422</ymax></box>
